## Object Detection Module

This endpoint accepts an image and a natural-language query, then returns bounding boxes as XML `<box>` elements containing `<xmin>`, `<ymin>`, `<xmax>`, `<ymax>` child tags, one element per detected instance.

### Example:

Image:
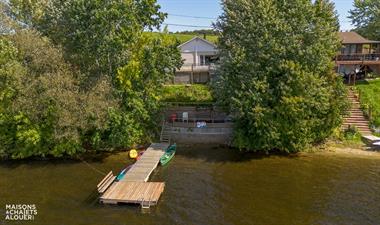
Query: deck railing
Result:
<box><xmin>163</xmin><ymin>102</ymin><xmax>216</xmax><ymax>107</ymax></box>
<box><xmin>177</xmin><ymin>63</ymin><xmax>218</xmax><ymax>72</ymax></box>
<box><xmin>336</xmin><ymin>53</ymin><xmax>380</xmax><ymax>61</ymax></box>
<box><xmin>170</xmin><ymin>117</ymin><xmax>232</xmax><ymax>123</ymax></box>
<box><xmin>168</xmin><ymin>119</ymin><xmax>233</xmax><ymax>129</ymax></box>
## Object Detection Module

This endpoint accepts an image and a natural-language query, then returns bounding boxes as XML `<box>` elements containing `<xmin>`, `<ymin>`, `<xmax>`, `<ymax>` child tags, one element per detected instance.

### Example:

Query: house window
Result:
<box><xmin>351</xmin><ymin>44</ymin><xmax>357</xmax><ymax>54</ymax></box>
<box><xmin>200</xmin><ymin>55</ymin><xmax>219</xmax><ymax>65</ymax></box>
<box><xmin>341</xmin><ymin>45</ymin><xmax>347</xmax><ymax>54</ymax></box>
<box><xmin>200</xmin><ymin>55</ymin><xmax>205</xmax><ymax>65</ymax></box>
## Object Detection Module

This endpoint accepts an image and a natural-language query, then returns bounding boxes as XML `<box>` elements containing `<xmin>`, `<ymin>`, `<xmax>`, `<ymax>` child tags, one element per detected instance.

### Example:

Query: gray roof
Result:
<box><xmin>339</xmin><ymin>32</ymin><xmax>380</xmax><ymax>44</ymax></box>
<box><xmin>178</xmin><ymin>36</ymin><xmax>217</xmax><ymax>48</ymax></box>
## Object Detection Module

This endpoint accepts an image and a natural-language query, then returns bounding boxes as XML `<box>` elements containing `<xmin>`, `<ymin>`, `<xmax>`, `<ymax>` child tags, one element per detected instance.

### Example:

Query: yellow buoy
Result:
<box><xmin>129</xmin><ymin>149</ymin><xmax>138</xmax><ymax>159</ymax></box>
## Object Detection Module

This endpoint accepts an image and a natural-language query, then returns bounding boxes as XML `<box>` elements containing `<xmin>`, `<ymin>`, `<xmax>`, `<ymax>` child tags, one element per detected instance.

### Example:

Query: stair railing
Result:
<box><xmin>160</xmin><ymin>117</ymin><xmax>165</xmax><ymax>142</ymax></box>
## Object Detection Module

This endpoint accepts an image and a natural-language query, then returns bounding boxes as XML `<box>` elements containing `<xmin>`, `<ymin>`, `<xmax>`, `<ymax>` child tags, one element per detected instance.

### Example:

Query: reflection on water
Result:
<box><xmin>0</xmin><ymin>146</ymin><xmax>379</xmax><ymax>225</ymax></box>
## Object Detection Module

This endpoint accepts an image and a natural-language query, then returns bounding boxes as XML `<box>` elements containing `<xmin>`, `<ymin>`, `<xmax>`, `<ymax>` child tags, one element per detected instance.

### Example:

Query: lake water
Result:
<box><xmin>1</xmin><ymin>146</ymin><xmax>380</xmax><ymax>225</ymax></box>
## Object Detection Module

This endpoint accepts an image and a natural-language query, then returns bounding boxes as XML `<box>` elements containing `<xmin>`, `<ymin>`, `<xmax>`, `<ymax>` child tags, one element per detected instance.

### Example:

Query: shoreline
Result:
<box><xmin>301</xmin><ymin>141</ymin><xmax>380</xmax><ymax>158</ymax></box>
<box><xmin>320</xmin><ymin>146</ymin><xmax>380</xmax><ymax>157</ymax></box>
<box><xmin>1</xmin><ymin>143</ymin><xmax>379</xmax><ymax>163</ymax></box>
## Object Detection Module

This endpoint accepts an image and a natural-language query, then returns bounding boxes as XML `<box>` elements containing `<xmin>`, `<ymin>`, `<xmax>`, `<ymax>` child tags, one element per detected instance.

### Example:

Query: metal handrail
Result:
<box><xmin>159</xmin><ymin>117</ymin><xmax>166</xmax><ymax>142</ymax></box>
<box><xmin>170</xmin><ymin>117</ymin><xmax>232</xmax><ymax>124</ymax></box>
<box><xmin>182</xmin><ymin>63</ymin><xmax>215</xmax><ymax>66</ymax></box>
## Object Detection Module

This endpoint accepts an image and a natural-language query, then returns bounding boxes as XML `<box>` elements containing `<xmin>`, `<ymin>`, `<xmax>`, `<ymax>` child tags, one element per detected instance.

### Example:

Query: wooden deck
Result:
<box><xmin>99</xmin><ymin>143</ymin><xmax>169</xmax><ymax>207</ymax></box>
<box><xmin>100</xmin><ymin>182</ymin><xmax>165</xmax><ymax>206</ymax></box>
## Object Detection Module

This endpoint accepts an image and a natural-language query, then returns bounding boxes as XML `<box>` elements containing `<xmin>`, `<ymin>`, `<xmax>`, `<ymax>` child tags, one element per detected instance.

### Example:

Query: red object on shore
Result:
<box><xmin>136</xmin><ymin>151</ymin><xmax>145</xmax><ymax>160</ymax></box>
<box><xmin>170</xmin><ymin>113</ymin><xmax>177</xmax><ymax>122</ymax></box>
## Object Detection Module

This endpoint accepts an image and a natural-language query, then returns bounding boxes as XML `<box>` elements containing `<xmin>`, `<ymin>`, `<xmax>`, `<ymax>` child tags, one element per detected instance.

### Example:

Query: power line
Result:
<box><xmin>163</xmin><ymin>23</ymin><xmax>213</xmax><ymax>28</ymax></box>
<box><xmin>167</xmin><ymin>13</ymin><xmax>217</xmax><ymax>20</ymax></box>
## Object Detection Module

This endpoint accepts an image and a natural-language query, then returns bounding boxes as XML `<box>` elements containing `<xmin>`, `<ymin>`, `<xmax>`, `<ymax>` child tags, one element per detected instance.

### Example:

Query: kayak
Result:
<box><xmin>129</xmin><ymin>149</ymin><xmax>138</xmax><ymax>159</ymax></box>
<box><xmin>116</xmin><ymin>164</ymin><xmax>132</xmax><ymax>181</ymax></box>
<box><xmin>160</xmin><ymin>143</ymin><xmax>176</xmax><ymax>166</ymax></box>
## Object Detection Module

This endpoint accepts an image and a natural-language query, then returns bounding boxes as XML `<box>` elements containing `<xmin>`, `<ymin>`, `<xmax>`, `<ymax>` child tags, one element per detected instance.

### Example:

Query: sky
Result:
<box><xmin>157</xmin><ymin>0</ymin><xmax>355</xmax><ymax>32</ymax></box>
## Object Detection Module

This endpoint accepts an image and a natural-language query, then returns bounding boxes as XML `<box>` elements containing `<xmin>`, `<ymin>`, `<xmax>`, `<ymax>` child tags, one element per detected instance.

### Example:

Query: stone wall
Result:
<box><xmin>168</xmin><ymin>126</ymin><xmax>233</xmax><ymax>144</ymax></box>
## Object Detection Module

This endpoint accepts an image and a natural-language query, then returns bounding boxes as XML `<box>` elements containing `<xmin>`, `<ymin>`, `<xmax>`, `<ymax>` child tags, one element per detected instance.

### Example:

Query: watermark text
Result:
<box><xmin>4</xmin><ymin>204</ymin><xmax>37</xmax><ymax>221</ymax></box>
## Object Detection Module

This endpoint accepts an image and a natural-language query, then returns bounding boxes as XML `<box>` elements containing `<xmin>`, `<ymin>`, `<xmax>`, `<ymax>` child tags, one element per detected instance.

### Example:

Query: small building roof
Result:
<box><xmin>178</xmin><ymin>36</ymin><xmax>218</xmax><ymax>53</ymax></box>
<box><xmin>338</xmin><ymin>32</ymin><xmax>380</xmax><ymax>44</ymax></box>
<box><xmin>178</xmin><ymin>36</ymin><xmax>217</xmax><ymax>49</ymax></box>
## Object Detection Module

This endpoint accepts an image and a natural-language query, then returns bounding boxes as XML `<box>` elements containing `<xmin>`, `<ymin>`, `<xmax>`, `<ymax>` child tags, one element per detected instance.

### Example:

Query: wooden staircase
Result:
<box><xmin>160</xmin><ymin>122</ymin><xmax>171</xmax><ymax>143</ymax></box>
<box><xmin>343</xmin><ymin>89</ymin><xmax>372</xmax><ymax>135</ymax></box>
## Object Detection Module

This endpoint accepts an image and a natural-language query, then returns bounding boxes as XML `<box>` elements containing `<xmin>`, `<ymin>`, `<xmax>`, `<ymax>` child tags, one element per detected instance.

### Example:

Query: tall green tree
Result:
<box><xmin>34</xmin><ymin>0</ymin><xmax>181</xmax><ymax>148</ymax></box>
<box><xmin>111</xmin><ymin>32</ymin><xmax>181</xmax><ymax>146</ymax></box>
<box><xmin>0</xmin><ymin>31</ymin><xmax>117</xmax><ymax>159</ymax></box>
<box><xmin>214</xmin><ymin>0</ymin><xmax>348</xmax><ymax>152</ymax></box>
<box><xmin>37</xmin><ymin>0</ymin><xmax>167</xmax><ymax>78</ymax></box>
<box><xmin>1</xmin><ymin>0</ymin><xmax>182</xmax><ymax>159</ymax></box>
<box><xmin>349</xmin><ymin>0</ymin><xmax>380</xmax><ymax>40</ymax></box>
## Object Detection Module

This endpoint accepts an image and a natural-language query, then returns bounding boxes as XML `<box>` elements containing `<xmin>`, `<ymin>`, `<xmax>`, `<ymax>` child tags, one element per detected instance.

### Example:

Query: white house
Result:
<box><xmin>175</xmin><ymin>37</ymin><xmax>219</xmax><ymax>84</ymax></box>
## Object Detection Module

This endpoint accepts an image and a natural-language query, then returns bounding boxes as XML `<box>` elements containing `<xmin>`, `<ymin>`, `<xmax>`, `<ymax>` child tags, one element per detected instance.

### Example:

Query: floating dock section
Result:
<box><xmin>99</xmin><ymin>143</ymin><xmax>169</xmax><ymax>208</ymax></box>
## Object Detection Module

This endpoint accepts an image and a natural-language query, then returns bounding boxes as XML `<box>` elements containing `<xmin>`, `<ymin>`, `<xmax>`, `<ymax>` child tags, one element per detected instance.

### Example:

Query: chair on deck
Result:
<box><xmin>182</xmin><ymin>112</ymin><xmax>188</xmax><ymax>123</ymax></box>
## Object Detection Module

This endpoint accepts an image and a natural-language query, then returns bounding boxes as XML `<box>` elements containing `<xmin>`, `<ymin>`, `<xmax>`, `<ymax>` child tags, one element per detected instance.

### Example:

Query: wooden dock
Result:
<box><xmin>99</xmin><ymin>143</ymin><xmax>169</xmax><ymax>207</ymax></box>
<box><xmin>100</xmin><ymin>182</ymin><xmax>165</xmax><ymax>207</ymax></box>
<box><xmin>123</xmin><ymin>143</ymin><xmax>169</xmax><ymax>182</ymax></box>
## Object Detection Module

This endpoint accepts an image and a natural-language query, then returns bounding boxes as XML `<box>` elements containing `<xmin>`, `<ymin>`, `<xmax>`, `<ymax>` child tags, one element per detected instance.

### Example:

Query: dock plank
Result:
<box><xmin>98</xmin><ymin>175</ymin><xmax>116</xmax><ymax>193</ymax></box>
<box><xmin>97</xmin><ymin>171</ymin><xmax>113</xmax><ymax>188</ymax></box>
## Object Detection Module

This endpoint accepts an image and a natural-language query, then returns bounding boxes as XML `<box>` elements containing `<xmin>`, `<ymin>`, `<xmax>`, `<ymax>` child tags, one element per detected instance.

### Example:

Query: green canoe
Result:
<box><xmin>160</xmin><ymin>143</ymin><xmax>176</xmax><ymax>166</ymax></box>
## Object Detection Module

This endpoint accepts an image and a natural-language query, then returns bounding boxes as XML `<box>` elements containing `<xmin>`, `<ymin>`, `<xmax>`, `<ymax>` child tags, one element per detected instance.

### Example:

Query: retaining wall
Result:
<box><xmin>164</xmin><ymin>106</ymin><xmax>233</xmax><ymax>144</ymax></box>
<box><xmin>168</xmin><ymin>125</ymin><xmax>233</xmax><ymax>144</ymax></box>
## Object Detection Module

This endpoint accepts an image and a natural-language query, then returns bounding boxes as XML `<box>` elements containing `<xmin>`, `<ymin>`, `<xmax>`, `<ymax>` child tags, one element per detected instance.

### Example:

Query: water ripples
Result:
<box><xmin>1</xmin><ymin>147</ymin><xmax>380</xmax><ymax>225</ymax></box>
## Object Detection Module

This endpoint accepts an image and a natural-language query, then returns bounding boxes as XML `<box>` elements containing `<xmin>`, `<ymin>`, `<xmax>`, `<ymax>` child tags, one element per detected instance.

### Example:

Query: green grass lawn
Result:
<box><xmin>355</xmin><ymin>79</ymin><xmax>380</xmax><ymax>128</ymax></box>
<box><xmin>161</xmin><ymin>84</ymin><xmax>214</xmax><ymax>103</ymax></box>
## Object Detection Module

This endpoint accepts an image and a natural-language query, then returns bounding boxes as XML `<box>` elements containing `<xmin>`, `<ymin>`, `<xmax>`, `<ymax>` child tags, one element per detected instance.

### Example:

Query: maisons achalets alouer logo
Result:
<box><xmin>4</xmin><ymin>204</ymin><xmax>37</xmax><ymax>221</ymax></box>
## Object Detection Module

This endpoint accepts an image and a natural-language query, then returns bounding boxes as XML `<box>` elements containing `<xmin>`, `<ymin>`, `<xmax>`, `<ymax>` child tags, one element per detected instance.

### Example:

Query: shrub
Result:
<box><xmin>343</xmin><ymin>126</ymin><xmax>361</xmax><ymax>141</ymax></box>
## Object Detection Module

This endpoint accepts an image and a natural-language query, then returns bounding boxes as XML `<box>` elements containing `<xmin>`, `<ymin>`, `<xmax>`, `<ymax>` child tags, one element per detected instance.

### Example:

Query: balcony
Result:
<box><xmin>336</xmin><ymin>53</ymin><xmax>380</xmax><ymax>64</ymax></box>
<box><xmin>177</xmin><ymin>63</ymin><xmax>218</xmax><ymax>73</ymax></box>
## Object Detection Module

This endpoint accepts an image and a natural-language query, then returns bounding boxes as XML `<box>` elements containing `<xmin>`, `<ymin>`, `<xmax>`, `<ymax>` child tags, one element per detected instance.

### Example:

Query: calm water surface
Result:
<box><xmin>1</xmin><ymin>146</ymin><xmax>380</xmax><ymax>225</ymax></box>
